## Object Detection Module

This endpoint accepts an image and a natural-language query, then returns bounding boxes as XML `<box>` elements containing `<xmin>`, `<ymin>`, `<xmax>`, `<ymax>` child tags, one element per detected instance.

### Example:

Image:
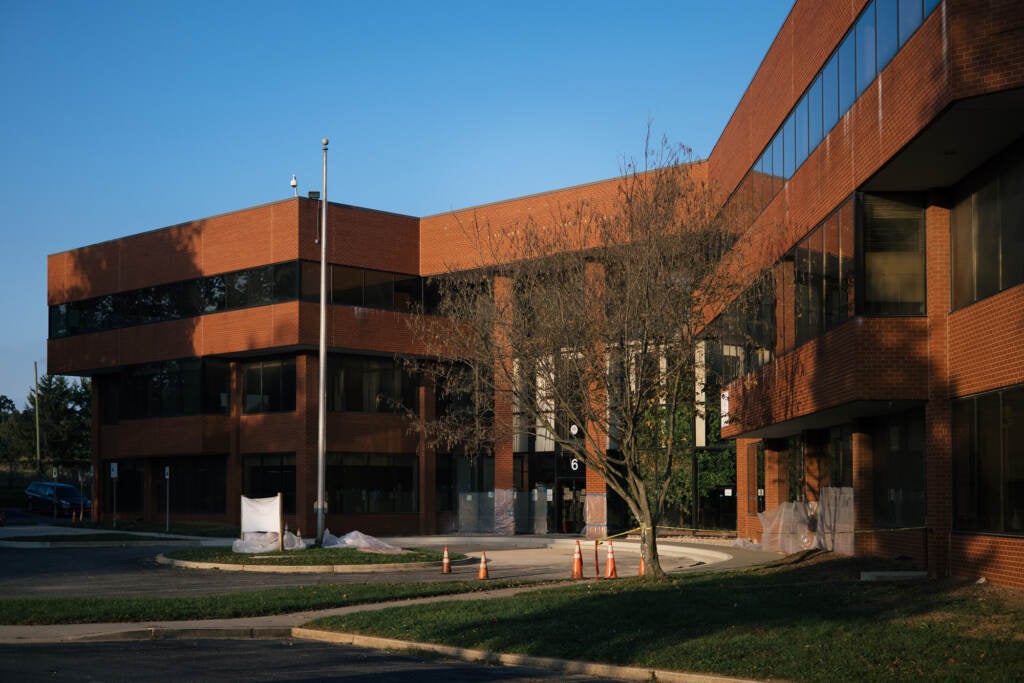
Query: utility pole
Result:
<box><xmin>34</xmin><ymin>362</ymin><xmax>41</xmax><ymax>472</ymax></box>
<box><xmin>316</xmin><ymin>138</ymin><xmax>329</xmax><ymax>544</ymax></box>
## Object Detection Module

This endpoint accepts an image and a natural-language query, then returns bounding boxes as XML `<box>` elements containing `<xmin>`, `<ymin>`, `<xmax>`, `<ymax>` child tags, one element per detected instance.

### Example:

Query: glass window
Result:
<box><xmin>327</xmin><ymin>452</ymin><xmax>419</xmax><ymax>514</ymax></box>
<box><xmin>876</xmin><ymin>0</ymin><xmax>899</xmax><ymax>71</ymax></box>
<box><xmin>157</xmin><ymin>455</ymin><xmax>227</xmax><ymax>514</ymax></box>
<box><xmin>822</xmin><ymin>53</ymin><xmax>840</xmax><ymax>133</ymax></box>
<box><xmin>795</xmin><ymin>96</ymin><xmax>809</xmax><ymax>171</ymax></box>
<box><xmin>899</xmin><ymin>0</ymin><xmax>923</xmax><ymax>46</ymax></box>
<box><xmin>243</xmin><ymin>453</ymin><xmax>296</xmax><ymax>514</ymax></box>
<box><xmin>1004</xmin><ymin>389</ymin><xmax>1024</xmax><ymax>532</ymax></box>
<box><xmin>951</xmin><ymin>152</ymin><xmax>1024</xmax><ymax>309</ymax></box>
<box><xmin>783</xmin><ymin>113</ymin><xmax>796</xmax><ymax>179</ymax></box>
<box><xmin>363</xmin><ymin>270</ymin><xmax>395</xmax><ymax>310</ymax></box>
<box><xmin>300</xmin><ymin>260</ymin><xmax>321</xmax><ymax>302</ymax></box>
<box><xmin>838</xmin><ymin>32</ymin><xmax>857</xmax><ymax>115</ymax></box>
<box><xmin>771</xmin><ymin>130</ymin><xmax>784</xmax><ymax>193</ymax></box>
<box><xmin>872</xmin><ymin>409</ymin><xmax>925</xmax><ymax>528</ymax></box>
<box><xmin>856</xmin><ymin>1</ymin><xmax>877</xmax><ymax>96</ymax></box>
<box><xmin>272</xmin><ymin>262</ymin><xmax>298</xmax><ymax>303</ymax></box>
<box><xmin>203</xmin><ymin>274</ymin><xmax>226</xmax><ymax>313</ymax></box>
<box><xmin>954</xmin><ymin>387</ymin><xmax>1024</xmax><ymax>533</ymax></box>
<box><xmin>1002</xmin><ymin>159</ymin><xmax>1024</xmax><ymax>290</ymax></box>
<box><xmin>951</xmin><ymin>195</ymin><xmax>974</xmax><ymax>310</ymax></box>
<box><xmin>331</xmin><ymin>265</ymin><xmax>363</xmax><ymax>306</ymax></box>
<box><xmin>976</xmin><ymin>181</ymin><xmax>1001</xmax><ymax>301</ymax></box>
<box><xmin>860</xmin><ymin>193</ymin><xmax>925</xmax><ymax>315</ymax></box>
<box><xmin>808</xmin><ymin>74</ymin><xmax>823</xmax><ymax>151</ymax></box>
<box><xmin>395</xmin><ymin>276</ymin><xmax>422</xmax><ymax>312</ymax></box>
<box><xmin>242</xmin><ymin>358</ymin><xmax>296</xmax><ymax>414</ymax></box>
<box><xmin>202</xmin><ymin>359</ymin><xmax>230</xmax><ymax>414</ymax></box>
<box><xmin>823</xmin><ymin>215</ymin><xmax>843</xmax><ymax>329</ymax></box>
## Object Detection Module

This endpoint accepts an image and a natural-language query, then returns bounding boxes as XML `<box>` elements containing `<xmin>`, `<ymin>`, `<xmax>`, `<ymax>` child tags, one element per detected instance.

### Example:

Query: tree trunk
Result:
<box><xmin>639</xmin><ymin>522</ymin><xmax>666</xmax><ymax>579</ymax></box>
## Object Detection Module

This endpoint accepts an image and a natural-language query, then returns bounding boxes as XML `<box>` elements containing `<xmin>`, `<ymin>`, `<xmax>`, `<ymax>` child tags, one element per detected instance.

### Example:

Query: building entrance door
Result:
<box><xmin>555</xmin><ymin>452</ymin><xmax>585</xmax><ymax>534</ymax></box>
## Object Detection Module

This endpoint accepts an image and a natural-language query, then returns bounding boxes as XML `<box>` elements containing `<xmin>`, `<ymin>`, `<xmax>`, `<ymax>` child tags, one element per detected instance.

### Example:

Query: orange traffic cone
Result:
<box><xmin>604</xmin><ymin>541</ymin><xmax>618</xmax><ymax>579</ymax></box>
<box><xmin>571</xmin><ymin>540</ymin><xmax>584</xmax><ymax>579</ymax></box>
<box><xmin>442</xmin><ymin>546</ymin><xmax>452</xmax><ymax>574</ymax></box>
<box><xmin>477</xmin><ymin>551</ymin><xmax>489</xmax><ymax>580</ymax></box>
<box><xmin>638</xmin><ymin>553</ymin><xmax>645</xmax><ymax>577</ymax></box>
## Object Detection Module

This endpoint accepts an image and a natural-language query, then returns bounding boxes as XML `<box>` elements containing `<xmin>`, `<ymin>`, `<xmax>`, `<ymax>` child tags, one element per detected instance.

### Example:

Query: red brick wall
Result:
<box><xmin>723</xmin><ymin>318</ymin><xmax>930</xmax><ymax>437</ymax></box>
<box><xmin>948</xmin><ymin>285</ymin><xmax>1024</xmax><ymax>398</ymax></box>
<box><xmin>950</xmin><ymin>533</ymin><xmax>1024</xmax><ymax>589</ymax></box>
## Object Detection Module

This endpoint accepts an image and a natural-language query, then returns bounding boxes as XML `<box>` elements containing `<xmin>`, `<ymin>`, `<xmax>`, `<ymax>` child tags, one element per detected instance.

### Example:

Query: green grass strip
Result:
<box><xmin>310</xmin><ymin>558</ymin><xmax>1024</xmax><ymax>683</ymax></box>
<box><xmin>0</xmin><ymin>580</ymin><xmax>525</xmax><ymax>625</ymax></box>
<box><xmin>165</xmin><ymin>546</ymin><xmax>458</xmax><ymax>566</ymax></box>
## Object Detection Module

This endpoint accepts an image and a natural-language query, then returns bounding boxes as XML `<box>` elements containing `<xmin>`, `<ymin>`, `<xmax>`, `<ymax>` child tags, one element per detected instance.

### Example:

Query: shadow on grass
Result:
<box><xmin>315</xmin><ymin>552</ymin><xmax>1024</xmax><ymax>682</ymax></box>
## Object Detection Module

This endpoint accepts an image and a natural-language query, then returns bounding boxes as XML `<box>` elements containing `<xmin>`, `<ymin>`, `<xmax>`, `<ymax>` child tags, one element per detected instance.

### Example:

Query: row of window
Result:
<box><xmin>49</xmin><ymin>261</ymin><xmax>444</xmax><ymax>339</ymax></box>
<box><xmin>98</xmin><ymin>353</ymin><xmax>419</xmax><ymax>421</ymax></box>
<box><xmin>953</xmin><ymin>385</ymin><xmax>1024</xmax><ymax>534</ymax></box>
<box><xmin>710</xmin><ymin>192</ymin><xmax>926</xmax><ymax>384</ymax></box>
<box><xmin>729</xmin><ymin>0</ymin><xmax>941</xmax><ymax>223</ymax></box>
<box><xmin>951</xmin><ymin>150</ymin><xmax>1024</xmax><ymax>310</ymax></box>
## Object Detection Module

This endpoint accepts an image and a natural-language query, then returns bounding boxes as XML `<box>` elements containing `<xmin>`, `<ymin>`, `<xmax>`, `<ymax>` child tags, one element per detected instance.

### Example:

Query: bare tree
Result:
<box><xmin>411</xmin><ymin>136</ymin><xmax>769</xmax><ymax>578</ymax></box>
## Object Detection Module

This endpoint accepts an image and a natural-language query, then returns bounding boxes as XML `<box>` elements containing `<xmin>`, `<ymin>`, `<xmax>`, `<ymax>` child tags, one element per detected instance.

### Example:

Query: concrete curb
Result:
<box><xmin>41</xmin><ymin>622</ymin><xmax>759</xmax><ymax>682</ymax></box>
<box><xmin>155</xmin><ymin>553</ymin><xmax>477</xmax><ymax>574</ymax></box>
<box><xmin>291</xmin><ymin>627</ymin><xmax>757</xmax><ymax>683</ymax></box>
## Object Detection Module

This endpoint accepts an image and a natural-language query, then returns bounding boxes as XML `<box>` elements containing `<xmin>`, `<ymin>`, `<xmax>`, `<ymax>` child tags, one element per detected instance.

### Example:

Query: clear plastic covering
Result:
<box><xmin>320</xmin><ymin>529</ymin><xmax>406</xmax><ymax>554</ymax></box>
<box><xmin>758</xmin><ymin>502</ymin><xmax>820</xmax><ymax>554</ymax></box>
<box><xmin>755</xmin><ymin>488</ymin><xmax>855</xmax><ymax>555</ymax></box>
<box><xmin>231</xmin><ymin>530</ymin><xmax>307</xmax><ymax>553</ymax></box>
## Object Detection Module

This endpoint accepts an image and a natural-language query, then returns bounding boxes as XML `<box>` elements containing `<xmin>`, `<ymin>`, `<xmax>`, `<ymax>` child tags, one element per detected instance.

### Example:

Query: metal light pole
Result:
<box><xmin>316</xmin><ymin>138</ymin><xmax>329</xmax><ymax>544</ymax></box>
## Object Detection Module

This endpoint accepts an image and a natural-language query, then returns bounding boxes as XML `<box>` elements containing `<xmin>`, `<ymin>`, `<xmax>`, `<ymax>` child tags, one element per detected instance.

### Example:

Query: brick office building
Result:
<box><xmin>48</xmin><ymin>0</ymin><xmax>1022</xmax><ymax>585</ymax></box>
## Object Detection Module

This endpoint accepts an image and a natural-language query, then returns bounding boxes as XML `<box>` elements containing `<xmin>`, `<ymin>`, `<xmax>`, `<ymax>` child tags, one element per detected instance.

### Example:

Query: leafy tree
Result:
<box><xmin>410</xmin><ymin>136</ymin><xmax>770</xmax><ymax>578</ymax></box>
<box><xmin>0</xmin><ymin>376</ymin><xmax>92</xmax><ymax>476</ymax></box>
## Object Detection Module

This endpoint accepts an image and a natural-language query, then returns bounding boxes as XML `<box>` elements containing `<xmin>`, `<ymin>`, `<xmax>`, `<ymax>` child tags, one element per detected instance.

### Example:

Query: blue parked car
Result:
<box><xmin>25</xmin><ymin>481</ymin><xmax>91</xmax><ymax>517</ymax></box>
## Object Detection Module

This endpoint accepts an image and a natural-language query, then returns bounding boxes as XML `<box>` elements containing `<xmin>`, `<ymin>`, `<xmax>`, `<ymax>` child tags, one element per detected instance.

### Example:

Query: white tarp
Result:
<box><xmin>321</xmin><ymin>529</ymin><xmax>406</xmax><ymax>554</ymax></box>
<box><xmin>240</xmin><ymin>494</ymin><xmax>281</xmax><ymax>534</ymax></box>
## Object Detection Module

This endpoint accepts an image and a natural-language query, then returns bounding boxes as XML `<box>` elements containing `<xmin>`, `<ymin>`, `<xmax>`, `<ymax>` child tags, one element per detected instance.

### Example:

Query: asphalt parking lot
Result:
<box><xmin>0</xmin><ymin>508</ymin><xmax>776</xmax><ymax>599</ymax></box>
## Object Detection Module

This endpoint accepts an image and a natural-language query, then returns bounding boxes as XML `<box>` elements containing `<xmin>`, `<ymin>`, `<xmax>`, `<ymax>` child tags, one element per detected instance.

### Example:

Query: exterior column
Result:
<box><xmin>227</xmin><ymin>360</ymin><xmax>244</xmax><ymax>529</ymax></box>
<box><xmin>924</xmin><ymin>197</ymin><xmax>952</xmax><ymax>578</ymax></box>
<box><xmin>418</xmin><ymin>377</ymin><xmax>437</xmax><ymax>534</ymax></box>
<box><xmin>492</xmin><ymin>275</ymin><xmax>515</xmax><ymax>535</ymax></box>
<box><xmin>735</xmin><ymin>437</ymin><xmax>760</xmax><ymax>540</ymax></box>
<box><xmin>851</xmin><ymin>420</ymin><xmax>874</xmax><ymax>556</ymax></box>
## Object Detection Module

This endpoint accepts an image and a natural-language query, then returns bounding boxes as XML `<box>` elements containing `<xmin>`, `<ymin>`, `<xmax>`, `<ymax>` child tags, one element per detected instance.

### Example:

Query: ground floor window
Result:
<box><xmin>243</xmin><ymin>452</ymin><xmax>295</xmax><ymax>514</ymax></box>
<box><xmin>327</xmin><ymin>452</ymin><xmax>418</xmax><ymax>514</ymax></box>
<box><xmin>155</xmin><ymin>455</ymin><xmax>226</xmax><ymax>514</ymax></box>
<box><xmin>107</xmin><ymin>459</ymin><xmax>144</xmax><ymax>514</ymax></box>
<box><xmin>953</xmin><ymin>386</ymin><xmax>1024</xmax><ymax>534</ymax></box>
<box><xmin>872</xmin><ymin>409</ymin><xmax>925</xmax><ymax>528</ymax></box>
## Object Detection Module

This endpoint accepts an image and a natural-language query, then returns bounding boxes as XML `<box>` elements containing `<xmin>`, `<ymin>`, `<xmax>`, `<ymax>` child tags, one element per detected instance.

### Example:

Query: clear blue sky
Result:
<box><xmin>0</xmin><ymin>0</ymin><xmax>792</xmax><ymax>405</ymax></box>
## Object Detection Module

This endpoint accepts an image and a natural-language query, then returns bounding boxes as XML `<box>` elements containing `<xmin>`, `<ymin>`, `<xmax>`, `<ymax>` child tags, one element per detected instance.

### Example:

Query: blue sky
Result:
<box><xmin>0</xmin><ymin>0</ymin><xmax>792</xmax><ymax>405</ymax></box>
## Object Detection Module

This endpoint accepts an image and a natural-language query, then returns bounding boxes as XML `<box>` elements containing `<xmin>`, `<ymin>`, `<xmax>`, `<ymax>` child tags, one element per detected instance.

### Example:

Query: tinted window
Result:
<box><xmin>899</xmin><ymin>0</ymin><xmax>923</xmax><ymax>46</ymax></box>
<box><xmin>838</xmin><ymin>33</ymin><xmax>857</xmax><ymax>115</ymax></box>
<box><xmin>363</xmin><ymin>270</ymin><xmax>395</xmax><ymax>310</ymax></box>
<box><xmin>822</xmin><ymin>54</ymin><xmax>840</xmax><ymax>133</ymax></box>
<box><xmin>794</xmin><ymin>95</ymin><xmax>809</xmax><ymax>170</ymax></box>
<box><xmin>808</xmin><ymin>74</ymin><xmax>823</xmax><ymax>150</ymax></box>
<box><xmin>331</xmin><ymin>266</ymin><xmax>363</xmax><ymax>306</ymax></box>
<box><xmin>783</xmin><ymin>114</ymin><xmax>796</xmax><ymax>179</ymax></box>
<box><xmin>856</xmin><ymin>1</ymin><xmax>877</xmax><ymax>95</ymax></box>
<box><xmin>861</xmin><ymin>193</ymin><xmax>925</xmax><ymax>315</ymax></box>
<box><xmin>876</xmin><ymin>0</ymin><xmax>899</xmax><ymax>71</ymax></box>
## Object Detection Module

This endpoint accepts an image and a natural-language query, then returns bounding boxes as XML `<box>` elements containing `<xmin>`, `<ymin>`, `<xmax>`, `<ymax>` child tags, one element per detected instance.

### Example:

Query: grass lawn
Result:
<box><xmin>0</xmin><ymin>580</ymin><xmax>527</xmax><ymax>625</ymax></box>
<box><xmin>309</xmin><ymin>552</ymin><xmax>1024</xmax><ymax>682</ymax></box>
<box><xmin>165</xmin><ymin>546</ymin><xmax>458</xmax><ymax>566</ymax></box>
